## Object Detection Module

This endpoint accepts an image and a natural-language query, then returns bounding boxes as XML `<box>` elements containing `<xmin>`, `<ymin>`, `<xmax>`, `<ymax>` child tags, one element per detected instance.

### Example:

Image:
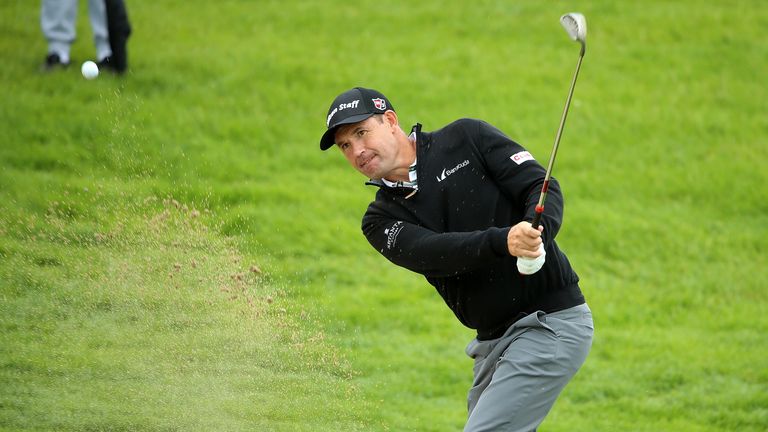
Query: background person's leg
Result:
<box><xmin>87</xmin><ymin>0</ymin><xmax>112</xmax><ymax>62</ymax></box>
<box><xmin>103</xmin><ymin>0</ymin><xmax>131</xmax><ymax>73</ymax></box>
<box><xmin>41</xmin><ymin>0</ymin><xmax>78</xmax><ymax>65</ymax></box>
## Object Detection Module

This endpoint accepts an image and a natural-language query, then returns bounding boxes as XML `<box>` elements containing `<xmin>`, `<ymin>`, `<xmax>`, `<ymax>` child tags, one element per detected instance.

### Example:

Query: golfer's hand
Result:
<box><xmin>508</xmin><ymin>222</ymin><xmax>546</xmax><ymax>275</ymax></box>
<box><xmin>507</xmin><ymin>222</ymin><xmax>543</xmax><ymax>258</ymax></box>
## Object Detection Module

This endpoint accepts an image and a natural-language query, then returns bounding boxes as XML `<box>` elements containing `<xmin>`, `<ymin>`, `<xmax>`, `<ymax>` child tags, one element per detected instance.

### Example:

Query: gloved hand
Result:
<box><xmin>516</xmin><ymin>243</ymin><xmax>546</xmax><ymax>275</ymax></box>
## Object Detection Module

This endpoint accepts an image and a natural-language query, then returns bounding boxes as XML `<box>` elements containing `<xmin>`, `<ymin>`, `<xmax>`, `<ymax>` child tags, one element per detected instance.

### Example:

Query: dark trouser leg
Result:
<box><xmin>104</xmin><ymin>0</ymin><xmax>131</xmax><ymax>73</ymax></box>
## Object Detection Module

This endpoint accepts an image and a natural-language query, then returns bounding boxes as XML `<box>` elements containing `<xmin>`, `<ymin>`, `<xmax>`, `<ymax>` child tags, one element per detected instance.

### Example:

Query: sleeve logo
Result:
<box><xmin>510</xmin><ymin>151</ymin><xmax>534</xmax><ymax>165</ymax></box>
<box><xmin>384</xmin><ymin>221</ymin><xmax>404</xmax><ymax>250</ymax></box>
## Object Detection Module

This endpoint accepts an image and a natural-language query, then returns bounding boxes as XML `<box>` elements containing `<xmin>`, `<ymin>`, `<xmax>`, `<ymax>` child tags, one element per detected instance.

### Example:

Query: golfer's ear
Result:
<box><xmin>384</xmin><ymin>110</ymin><xmax>399</xmax><ymax>128</ymax></box>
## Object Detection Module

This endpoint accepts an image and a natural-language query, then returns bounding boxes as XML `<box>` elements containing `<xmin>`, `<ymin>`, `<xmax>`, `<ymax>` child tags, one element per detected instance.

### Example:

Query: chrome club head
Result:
<box><xmin>560</xmin><ymin>13</ymin><xmax>587</xmax><ymax>55</ymax></box>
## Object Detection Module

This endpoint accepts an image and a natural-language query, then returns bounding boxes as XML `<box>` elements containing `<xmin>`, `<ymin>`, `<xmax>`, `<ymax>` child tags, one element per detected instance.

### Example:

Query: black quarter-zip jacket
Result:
<box><xmin>362</xmin><ymin>119</ymin><xmax>584</xmax><ymax>340</ymax></box>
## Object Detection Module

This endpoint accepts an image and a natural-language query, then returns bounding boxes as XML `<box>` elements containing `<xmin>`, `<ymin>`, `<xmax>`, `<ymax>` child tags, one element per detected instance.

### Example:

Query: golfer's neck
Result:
<box><xmin>384</xmin><ymin>168</ymin><xmax>411</xmax><ymax>183</ymax></box>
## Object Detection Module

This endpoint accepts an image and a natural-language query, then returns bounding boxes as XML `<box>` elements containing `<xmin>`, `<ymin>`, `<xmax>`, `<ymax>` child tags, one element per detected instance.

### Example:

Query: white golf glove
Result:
<box><xmin>516</xmin><ymin>244</ymin><xmax>546</xmax><ymax>275</ymax></box>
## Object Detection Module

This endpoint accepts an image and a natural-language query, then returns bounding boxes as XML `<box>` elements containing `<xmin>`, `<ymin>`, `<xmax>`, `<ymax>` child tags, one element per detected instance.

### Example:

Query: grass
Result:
<box><xmin>1</xmin><ymin>1</ymin><xmax>767</xmax><ymax>431</ymax></box>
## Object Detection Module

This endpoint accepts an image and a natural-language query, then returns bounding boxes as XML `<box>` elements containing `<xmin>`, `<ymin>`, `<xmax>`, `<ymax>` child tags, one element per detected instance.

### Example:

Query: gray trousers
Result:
<box><xmin>41</xmin><ymin>0</ymin><xmax>112</xmax><ymax>61</ymax></box>
<box><xmin>464</xmin><ymin>304</ymin><xmax>594</xmax><ymax>432</ymax></box>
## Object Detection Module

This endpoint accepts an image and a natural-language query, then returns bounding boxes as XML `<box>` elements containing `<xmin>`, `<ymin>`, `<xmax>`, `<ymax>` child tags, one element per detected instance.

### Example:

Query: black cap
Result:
<box><xmin>319</xmin><ymin>87</ymin><xmax>394</xmax><ymax>150</ymax></box>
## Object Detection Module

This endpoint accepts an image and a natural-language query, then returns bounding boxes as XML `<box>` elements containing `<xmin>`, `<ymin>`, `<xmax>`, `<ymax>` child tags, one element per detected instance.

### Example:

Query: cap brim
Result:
<box><xmin>319</xmin><ymin>113</ymin><xmax>375</xmax><ymax>150</ymax></box>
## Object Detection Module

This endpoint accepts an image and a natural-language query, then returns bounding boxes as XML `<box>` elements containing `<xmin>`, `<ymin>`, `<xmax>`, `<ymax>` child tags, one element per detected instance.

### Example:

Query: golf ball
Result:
<box><xmin>81</xmin><ymin>61</ymin><xmax>99</xmax><ymax>80</ymax></box>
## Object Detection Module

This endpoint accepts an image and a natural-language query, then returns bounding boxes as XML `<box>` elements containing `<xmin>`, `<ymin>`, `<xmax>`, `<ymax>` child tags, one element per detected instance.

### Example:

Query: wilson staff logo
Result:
<box><xmin>326</xmin><ymin>99</ymin><xmax>360</xmax><ymax>127</ymax></box>
<box><xmin>436</xmin><ymin>160</ymin><xmax>470</xmax><ymax>182</ymax></box>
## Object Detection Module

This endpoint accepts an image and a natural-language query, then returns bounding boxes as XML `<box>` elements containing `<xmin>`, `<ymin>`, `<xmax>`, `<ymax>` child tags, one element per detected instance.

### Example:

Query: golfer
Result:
<box><xmin>320</xmin><ymin>87</ymin><xmax>593</xmax><ymax>431</ymax></box>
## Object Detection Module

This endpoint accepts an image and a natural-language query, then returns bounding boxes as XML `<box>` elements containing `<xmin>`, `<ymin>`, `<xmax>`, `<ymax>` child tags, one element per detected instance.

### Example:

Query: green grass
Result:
<box><xmin>1</xmin><ymin>1</ymin><xmax>767</xmax><ymax>431</ymax></box>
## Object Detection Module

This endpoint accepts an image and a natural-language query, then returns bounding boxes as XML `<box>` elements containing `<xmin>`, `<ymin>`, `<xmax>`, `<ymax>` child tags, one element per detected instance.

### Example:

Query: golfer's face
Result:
<box><xmin>334</xmin><ymin>115</ymin><xmax>397</xmax><ymax>180</ymax></box>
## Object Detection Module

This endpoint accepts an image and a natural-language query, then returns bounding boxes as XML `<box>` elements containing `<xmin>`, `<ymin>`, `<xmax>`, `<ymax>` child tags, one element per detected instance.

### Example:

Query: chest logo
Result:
<box><xmin>436</xmin><ymin>160</ymin><xmax>470</xmax><ymax>182</ymax></box>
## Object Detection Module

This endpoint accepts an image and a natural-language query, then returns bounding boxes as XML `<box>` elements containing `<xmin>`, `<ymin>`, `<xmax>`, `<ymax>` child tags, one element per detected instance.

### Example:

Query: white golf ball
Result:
<box><xmin>81</xmin><ymin>61</ymin><xmax>99</xmax><ymax>80</ymax></box>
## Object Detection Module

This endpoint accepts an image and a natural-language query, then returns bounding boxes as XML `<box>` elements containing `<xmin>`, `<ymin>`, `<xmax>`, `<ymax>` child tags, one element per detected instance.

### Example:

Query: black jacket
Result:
<box><xmin>362</xmin><ymin>119</ymin><xmax>584</xmax><ymax>340</ymax></box>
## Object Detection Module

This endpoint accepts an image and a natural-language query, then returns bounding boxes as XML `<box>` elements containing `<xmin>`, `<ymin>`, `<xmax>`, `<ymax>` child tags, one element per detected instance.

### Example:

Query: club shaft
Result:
<box><xmin>531</xmin><ymin>51</ymin><xmax>584</xmax><ymax>229</ymax></box>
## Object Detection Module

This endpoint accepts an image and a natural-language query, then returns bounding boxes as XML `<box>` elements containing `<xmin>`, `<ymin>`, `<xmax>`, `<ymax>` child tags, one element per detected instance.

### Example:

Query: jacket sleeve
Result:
<box><xmin>473</xmin><ymin>120</ymin><xmax>565</xmax><ymax>247</ymax></box>
<box><xmin>362</xmin><ymin>207</ymin><xmax>511</xmax><ymax>278</ymax></box>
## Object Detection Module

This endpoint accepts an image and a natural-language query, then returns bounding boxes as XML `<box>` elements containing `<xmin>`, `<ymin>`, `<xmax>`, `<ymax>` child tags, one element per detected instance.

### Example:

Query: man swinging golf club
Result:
<box><xmin>319</xmin><ymin>14</ymin><xmax>593</xmax><ymax>431</ymax></box>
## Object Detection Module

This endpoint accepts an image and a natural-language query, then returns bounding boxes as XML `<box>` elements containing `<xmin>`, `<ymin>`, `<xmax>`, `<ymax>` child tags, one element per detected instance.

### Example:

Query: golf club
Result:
<box><xmin>531</xmin><ymin>12</ymin><xmax>587</xmax><ymax>230</ymax></box>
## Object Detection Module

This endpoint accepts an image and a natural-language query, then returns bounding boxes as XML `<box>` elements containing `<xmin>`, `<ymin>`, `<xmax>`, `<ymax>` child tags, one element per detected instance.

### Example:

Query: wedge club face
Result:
<box><xmin>560</xmin><ymin>13</ymin><xmax>587</xmax><ymax>54</ymax></box>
